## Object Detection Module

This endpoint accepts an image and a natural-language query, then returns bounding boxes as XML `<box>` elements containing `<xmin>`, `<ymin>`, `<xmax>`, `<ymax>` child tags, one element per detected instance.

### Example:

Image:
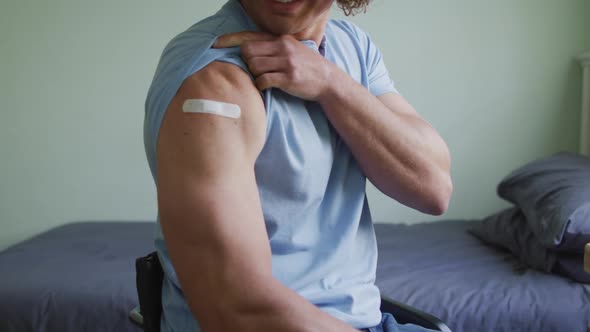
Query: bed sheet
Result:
<box><xmin>0</xmin><ymin>221</ymin><xmax>154</xmax><ymax>332</ymax></box>
<box><xmin>375</xmin><ymin>220</ymin><xmax>590</xmax><ymax>332</ymax></box>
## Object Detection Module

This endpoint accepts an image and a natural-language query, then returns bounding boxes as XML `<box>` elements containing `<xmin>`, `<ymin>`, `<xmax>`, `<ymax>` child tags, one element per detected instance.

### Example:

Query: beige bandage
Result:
<box><xmin>182</xmin><ymin>99</ymin><xmax>241</xmax><ymax>119</ymax></box>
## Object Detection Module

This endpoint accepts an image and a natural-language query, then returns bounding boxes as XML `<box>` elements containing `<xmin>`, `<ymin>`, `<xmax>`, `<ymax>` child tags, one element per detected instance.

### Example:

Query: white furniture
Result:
<box><xmin>578</xmin><ymin>52</ymin><xmax>590</xmax><ymax>156</ymax></box>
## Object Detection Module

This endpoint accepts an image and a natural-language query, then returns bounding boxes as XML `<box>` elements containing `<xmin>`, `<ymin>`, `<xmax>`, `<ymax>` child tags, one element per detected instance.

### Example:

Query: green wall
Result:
<box><xmin>1</xmin><ymin>0</ymin><xmax>588</xmax><ymax>250</ymax></box>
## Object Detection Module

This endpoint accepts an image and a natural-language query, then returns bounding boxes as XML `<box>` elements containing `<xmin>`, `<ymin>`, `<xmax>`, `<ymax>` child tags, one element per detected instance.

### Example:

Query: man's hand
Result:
<box><xmin>214</xmin><ymin>31</ymin><xmax>335</xmax><ymax>100</ymax></box>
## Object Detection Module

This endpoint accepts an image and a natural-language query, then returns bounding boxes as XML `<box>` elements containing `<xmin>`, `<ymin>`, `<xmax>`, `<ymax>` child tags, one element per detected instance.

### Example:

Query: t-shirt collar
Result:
<box><xmin>221</xmin><ymin>0</ymin><xmax>328</xmax><ymax>56</ymax></box>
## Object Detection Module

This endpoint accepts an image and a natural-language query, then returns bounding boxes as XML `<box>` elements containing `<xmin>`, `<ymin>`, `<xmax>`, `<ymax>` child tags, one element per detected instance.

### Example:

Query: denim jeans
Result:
<box><xmin>362</xmin><ymin>313</ymin><xmax>439</xmax><ymax>332</ymax></box>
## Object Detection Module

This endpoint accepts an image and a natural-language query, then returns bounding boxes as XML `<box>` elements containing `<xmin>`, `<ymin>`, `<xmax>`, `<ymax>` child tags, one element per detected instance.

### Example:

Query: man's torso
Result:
<box><xmin>144</xmin><ymin>1</ymin><xmax>396</xmax><ymax>330</ymax></box>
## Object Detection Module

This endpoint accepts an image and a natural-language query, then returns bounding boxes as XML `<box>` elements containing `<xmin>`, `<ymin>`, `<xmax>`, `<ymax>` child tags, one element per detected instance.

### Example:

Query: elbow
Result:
<box><xmin>424</xmin><ymin>146</ymin><xmax>453</xmax><ymax>215</ymax></box>
<box><xmin>422</xmin><ymin>172</ymin><xmax>453</xmax><ymax>216</ymax></box>
<box><xmin>380</xmin><ymin>168</ymin><xmax>453</xmax><ymax>216</ymax></box>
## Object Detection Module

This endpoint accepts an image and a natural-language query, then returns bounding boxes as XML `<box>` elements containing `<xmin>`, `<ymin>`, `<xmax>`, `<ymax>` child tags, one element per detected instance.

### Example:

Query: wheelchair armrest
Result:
<box><xmin>380</xmin><ymin>296</ymin><xmax>452</xmax><ymax>332</ymax></box>
<box><xmin>129</xmin><ymin>306</ymin><xmax>144</xmax><ymax>327</ymax></box>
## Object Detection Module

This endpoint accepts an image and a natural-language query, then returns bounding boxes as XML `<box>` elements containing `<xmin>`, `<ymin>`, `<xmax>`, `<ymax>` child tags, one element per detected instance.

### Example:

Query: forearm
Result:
<box><xmin>210</xmin><ymin>277</ymin><xmax>361</xmax><ymax>332</ymax></box>
<box><xmin>318</xmin><ymin>67</ymin><xmax>452</xmax><ymax>214</ymax></box>
<box><xmin>173</xmin><ymin>238</ymin><xmax>361</xmax><ymax>332</ymax></box>
<box><xmin>169</xmin><ymin>238</ymin><xmax>359</xmax><ymax>332</ymax></box>
<box><xmin>161</xmin><ymin>182</ymin><xmax>359</xmax><ymax>332</ymax></box>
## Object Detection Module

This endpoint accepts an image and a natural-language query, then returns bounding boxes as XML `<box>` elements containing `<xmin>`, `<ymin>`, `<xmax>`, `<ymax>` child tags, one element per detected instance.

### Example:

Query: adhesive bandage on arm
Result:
<box><xmin>182</xmin><ymin>99</ymin><xmax>241</xmax><ymax>119</ymax></box>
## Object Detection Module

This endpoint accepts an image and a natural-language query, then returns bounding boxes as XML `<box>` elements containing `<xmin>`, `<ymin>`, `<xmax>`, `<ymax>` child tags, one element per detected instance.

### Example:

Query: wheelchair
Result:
<box><xmin>131</xmin><ymin>252</ymin><xmax>451</xmax><ymax>332</ymax></box>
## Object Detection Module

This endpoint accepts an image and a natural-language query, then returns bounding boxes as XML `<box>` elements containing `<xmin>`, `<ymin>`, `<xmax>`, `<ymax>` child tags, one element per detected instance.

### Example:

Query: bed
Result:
<box><xmin>1</xmin><ymin>219</ymin><xmax>588</xmax><ymax>332</ymax></box>
<box><xmin>375</xmin><ymin>221</ymin><xmax>590</xmax><ymax>332</ymax></box>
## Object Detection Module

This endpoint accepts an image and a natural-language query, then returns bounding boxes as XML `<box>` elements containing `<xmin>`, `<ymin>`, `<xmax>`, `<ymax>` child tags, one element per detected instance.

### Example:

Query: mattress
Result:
<box><xmin>0</xmin><ymin>221</ymin><xmax>154</xmax><ymax>332</ymax></box>
<box><xmin>374</xmin><ymin>220</ymin><xmax>590</xmax><ymax>332</ymax></box>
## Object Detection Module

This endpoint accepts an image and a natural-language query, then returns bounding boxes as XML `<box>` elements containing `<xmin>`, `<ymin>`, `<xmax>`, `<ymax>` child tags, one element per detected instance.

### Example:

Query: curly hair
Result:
<box><xmin>336</xmin><ymin>0</ymin><xmax>371</xmax><ymax>16</ymax></box>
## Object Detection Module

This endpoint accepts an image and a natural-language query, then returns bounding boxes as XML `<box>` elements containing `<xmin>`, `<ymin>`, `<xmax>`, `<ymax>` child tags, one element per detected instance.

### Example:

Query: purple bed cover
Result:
<box><xmin>375</xmin><ymin>220</ymin><xmax>590</xmax><ymax>332</ymax></box>
<box><xmin>0</xmin><ymin>221</ymin><xmax>153</xmax><ymax>332</ymax></box>
<box><xmin>0</xmin><ymin>220</ymin><xmax>588</xmax><ymax>332</ymax></box>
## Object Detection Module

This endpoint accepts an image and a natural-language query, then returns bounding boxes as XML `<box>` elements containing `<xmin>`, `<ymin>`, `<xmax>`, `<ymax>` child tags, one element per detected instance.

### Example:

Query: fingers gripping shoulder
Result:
<box><xmin>157</xmin><ymin>61</ymin><xmax>267</xmax><ymax>179</ymax></box>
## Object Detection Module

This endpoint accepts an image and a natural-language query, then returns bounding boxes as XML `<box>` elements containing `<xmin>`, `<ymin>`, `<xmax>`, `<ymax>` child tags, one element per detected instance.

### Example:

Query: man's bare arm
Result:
<box><xmin>319</xmin><ymin>84</ymin><xmax>453</xmax><ymax>216</ymax></box>
<box><xmin>156</xmin><ymin>61</ymin><xmax>360</xmax><ymax>332</ymax></box>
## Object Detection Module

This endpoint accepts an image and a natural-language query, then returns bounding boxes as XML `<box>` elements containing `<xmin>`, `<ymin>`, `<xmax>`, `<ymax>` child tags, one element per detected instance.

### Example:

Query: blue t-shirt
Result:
<box><xmin>144</xmin><ymin>1</ymin><xmax>398</xmax><ymax>331</ymax></box>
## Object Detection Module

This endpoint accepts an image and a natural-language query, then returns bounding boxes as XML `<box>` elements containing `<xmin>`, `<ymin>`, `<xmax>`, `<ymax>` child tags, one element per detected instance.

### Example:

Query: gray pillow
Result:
<box><xmin>497</xmin><ymin>152</ymin><xmax>590</xmax><ymax>252</ymax></box>
<box><xmin>468</xmin><ymin>207</ymin><xmax>556</xmax><ymax>272</ymax></box>
<box><xmin>469</xmin><ymin>208</ymin><xmax>589</xmax><ymax>283</ymax></box>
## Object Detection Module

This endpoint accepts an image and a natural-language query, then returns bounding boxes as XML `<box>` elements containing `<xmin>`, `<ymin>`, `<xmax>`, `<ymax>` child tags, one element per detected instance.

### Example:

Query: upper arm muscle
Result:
<box><xmin>155</xmin><ymin>61</ymin><xmax>270</xmax><ymax>325</ymax></box>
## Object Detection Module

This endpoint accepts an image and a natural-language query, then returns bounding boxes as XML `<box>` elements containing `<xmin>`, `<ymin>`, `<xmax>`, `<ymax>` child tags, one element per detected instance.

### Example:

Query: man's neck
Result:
<box><xmin>237</xmin><ymin>0</ymin><xmax>328</xmax><ymax>46</ymax></box>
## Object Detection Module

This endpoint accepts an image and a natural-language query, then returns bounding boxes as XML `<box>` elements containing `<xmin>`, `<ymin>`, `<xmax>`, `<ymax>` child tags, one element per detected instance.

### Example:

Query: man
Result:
<box><xmin>144</xmin><ymin>0</ymin><xmax>452</xmax><ymax>331</ymax></box>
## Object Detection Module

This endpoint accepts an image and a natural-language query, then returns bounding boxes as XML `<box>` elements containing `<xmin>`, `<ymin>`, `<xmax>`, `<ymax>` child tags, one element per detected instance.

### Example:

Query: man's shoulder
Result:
<box><xmin>162</xmin><ymin>1</ymin><xmax>255</xmax><ymax>59</ymax></box>
<box><xmin>144</xmin><ymin>6</ymin><xmax>254</xmax><ymax>173</ymax></box>
<box><xmin>162</xmin><ymin>14</ymin><xmax>237</xmax><ymax>59</ymax></box>
<box><xmin>327</xmin><ymin>19</ymin><xmax>369</xmax><ymax>43</ymax></box>
<box><xmin>325</xmin><ymin>19</ymin><xmax>377</xmax><ymax>58</ymax></box>
<box><xmin>326</xmin><ymin>19</ymin><xmax>377</xmax><ymax>66</ymax></box>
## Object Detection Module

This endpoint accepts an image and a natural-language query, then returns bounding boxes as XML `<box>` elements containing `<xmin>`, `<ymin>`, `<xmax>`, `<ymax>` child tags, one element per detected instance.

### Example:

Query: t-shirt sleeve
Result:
<box><xmin>364</xmin><ymin>33</ymin><xmax>399</xmax><ymax>96</ymax></box>
<box><xmin>144</xmin><ymin>31</ymin><xmax>250</xmax><ymax>179</ymax></box>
